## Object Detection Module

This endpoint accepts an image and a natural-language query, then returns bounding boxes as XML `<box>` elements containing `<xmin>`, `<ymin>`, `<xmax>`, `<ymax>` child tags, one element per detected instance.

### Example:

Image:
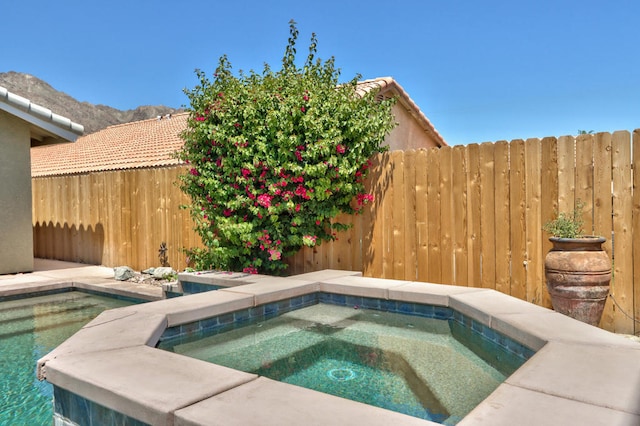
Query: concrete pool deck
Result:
<box><xmin>3</xmin><ymin>261</ymin><xmax>640</xmax><ymax>425</ymax></box>
<box><xmin>0</xmin><ymin>258</ymin><xmax>163</xmax><ymax>301</ymax></box>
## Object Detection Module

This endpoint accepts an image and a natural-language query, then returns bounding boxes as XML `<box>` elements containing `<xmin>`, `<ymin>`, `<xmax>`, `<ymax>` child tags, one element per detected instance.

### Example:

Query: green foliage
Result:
<box><xmin>543</xmin><ymin>200</ymin><xmax>585</xmax><ymax>238</ymax></box>
<box><xmin>162</xmin><ymin>272</ymin><xmax>178</xmax><ymax>282</ymax></box>
<box><xmin>178</xmin><ymin>21</ymin><xmax>396</xmax><ymax>274</ymax></box>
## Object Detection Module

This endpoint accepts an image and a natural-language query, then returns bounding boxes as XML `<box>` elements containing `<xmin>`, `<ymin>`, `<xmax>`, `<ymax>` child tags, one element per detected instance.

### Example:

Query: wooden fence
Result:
<box><xmin>32</xmin><ymin>130</ymin><xmax>640</xmax><ymax>334</ymax></box>
<box><xmin>32</xmin><ymin>167</ymin><xmax>201</xmax><ymax>271</ymax></box>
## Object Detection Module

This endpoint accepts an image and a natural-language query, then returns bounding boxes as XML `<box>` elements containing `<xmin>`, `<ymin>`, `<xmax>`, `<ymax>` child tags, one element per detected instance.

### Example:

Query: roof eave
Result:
<box><xmin>0</xmin><ymin>86</ymin><xmax>84</xmax><ymax>144</ymax></box>
<box><xmin>375</xmin><ymin>79</ymin><xmax>448</xmax><ymax>148</ymax></box>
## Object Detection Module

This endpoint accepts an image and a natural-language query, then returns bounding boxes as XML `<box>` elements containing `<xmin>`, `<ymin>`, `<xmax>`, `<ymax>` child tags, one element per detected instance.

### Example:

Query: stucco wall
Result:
<box><xmin>385</xmin><ymin>103</ymin><xmax>440</xmax><ymax>151</ymax></box>
<box><xmin>0</xmin><ymin>110</ymin><xmax>34</xmax><ymax>273</ymax></box>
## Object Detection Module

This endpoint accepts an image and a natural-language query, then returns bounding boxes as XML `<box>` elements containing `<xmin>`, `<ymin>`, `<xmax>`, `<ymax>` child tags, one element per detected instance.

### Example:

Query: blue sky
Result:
<box><xmin>2</xmin><ymin>0</ymin><xmax>638</xmax><ymax>145</ymax></box>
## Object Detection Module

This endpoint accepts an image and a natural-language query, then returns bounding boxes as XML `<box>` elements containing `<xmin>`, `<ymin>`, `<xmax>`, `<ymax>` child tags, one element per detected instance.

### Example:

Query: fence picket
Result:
<box><xmin>508</xmin><ymin>140</ymin><xmax>527</xmax><ymax>300</ymax></box>
<box><xmin>439</xmin><ymin>147</ymin><xmax>454</xmax><ymax>284</ymax></box>
<box><xmin>403</xmin><ymin>150</ymin><xmax>417</xmax><ymax>280</ymax></box>
<box><xmin>392</xmin><ymin>151</ymin><xmax>406</xmax><ymax>280</ymax></box>
<box><xmin>415</xmin><ymin>150</ymin><xmax>429</xmax><ymax>281</ymax></box>
<box><xmin>427</xmin><ymin>148</ymin><xmax>442</xmax><ymax>283</ymax></box>
<box><xmin>452</xmin><ymin>146</ymin><xmax>468</xmax><ymax>286</ymax></box>
<box><xmin>540</xmin><ymin>137</ymin><xmax>558</xmax><ymax>308</ymax></box>
<box><xmin>633</xmin><ymin>130</ymin><xmax>640</xmax><ymax>329</ymax></box>
<box><xmin>466</xmin><ymin>144</ymin><xmax>481</xmax><ymax>287</ymax></box>
<box><xmin>610</xmin><ymin>131</ymin><xmax>633</xmax><ymax>333</ymax></box>
<box><xmin>494</xmin><ymin>141</ymin><xmax>510</xmax><ymax>295</ymax></box>
<box><xmin>479</xmin><ymin>142</ymin><xmax>496</xmax><ymax>290</ymax></box>
<box><xmin>524</xmin><ymin>138</ymin><xmax>542</xmax><ymax>304</ymax></box>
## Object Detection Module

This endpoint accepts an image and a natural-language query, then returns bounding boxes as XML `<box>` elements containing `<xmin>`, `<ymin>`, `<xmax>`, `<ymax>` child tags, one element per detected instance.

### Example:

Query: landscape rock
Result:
<box><xmin>114</xmin><ymin>266</ymin><xmax>135</xmax><ymax>281</ymax></box>
<box><xmin>152</xmin><ymin>267</ymin><xmax>175</xmax><ymax>279</ymax></box>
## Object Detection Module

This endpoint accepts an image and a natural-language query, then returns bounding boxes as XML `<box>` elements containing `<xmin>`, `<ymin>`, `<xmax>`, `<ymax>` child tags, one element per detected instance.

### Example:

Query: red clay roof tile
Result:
<box><xmin>31</xmin><ymin>113</ymin><xmax>187</xmax><ymax>177</ymax></box>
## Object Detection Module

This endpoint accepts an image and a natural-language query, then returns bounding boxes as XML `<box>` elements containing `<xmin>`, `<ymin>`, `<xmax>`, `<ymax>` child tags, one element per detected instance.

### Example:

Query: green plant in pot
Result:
<box><xmin>543</xmin><ymin>200</ymin><xmax>611</xmax><ymax>326</ymax></box>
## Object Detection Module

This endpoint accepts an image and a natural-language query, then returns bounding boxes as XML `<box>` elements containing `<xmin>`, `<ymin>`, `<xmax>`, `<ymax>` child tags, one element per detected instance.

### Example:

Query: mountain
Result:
<box><xmin>0</xmin><ymin>71</ymin><xmax>181</xmax><ymax>135</ymax></box>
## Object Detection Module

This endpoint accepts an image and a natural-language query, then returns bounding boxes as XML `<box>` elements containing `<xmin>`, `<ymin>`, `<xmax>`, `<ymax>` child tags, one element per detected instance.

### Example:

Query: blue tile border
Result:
<box><xmin>159</xmin><ymin>293</ymin><xmax>320</xmax><ymax>346</ymax></box>
<box><xmin>319</xmin><ymin>293</ymin><xmax>454</xmax><ymax>320</ymax></box>
<box><xmin>53</xmin><ymin>387</ymin><xmax>150</xmax><ymax>426</ymax></box>
<box><xmin>180</xmin><ymin>280</ymin><xmax>225</xmax><ymax>295</ymax></box>
<box><xmin>158</xmin><ymin>292</ymin><xmax>535</xmax><ymax>366</ymax></box>
<box><xmin>0</xmin><ymin>287</ymin><xmax>75</xmax><ymax>302</ymax></box>
<box><xmin>0</xmin><ymin>288</ymin><xmax>147</xmax><ymax>304</ymax></box>
<box><xmin>74</xmin><ymin>288</ymin><xmax>148</xmax><ymax>304</ymax></box>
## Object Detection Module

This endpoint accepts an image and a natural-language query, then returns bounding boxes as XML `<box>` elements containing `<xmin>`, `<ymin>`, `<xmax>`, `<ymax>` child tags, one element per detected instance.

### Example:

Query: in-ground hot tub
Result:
<box><xmin>157</xmin><ymin>292</ymin><xmax>533</xmax><ymax>424</ymax></box>
<box><xmin>38</xmin><ymin>270</ymin><xmax>640</xmax><ymax>426</ymax></box>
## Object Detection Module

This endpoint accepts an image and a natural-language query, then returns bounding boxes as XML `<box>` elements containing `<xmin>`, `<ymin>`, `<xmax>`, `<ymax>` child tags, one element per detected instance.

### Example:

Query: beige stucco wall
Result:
<box><xmin>385</xmin><ymin>103</ymin><xmax>440</xmax><ymax>151</ymax></box>
<box><xmin>0</xmin><ymin>110</ymin><xmax>34</xmax><ymax>273</ymax></box>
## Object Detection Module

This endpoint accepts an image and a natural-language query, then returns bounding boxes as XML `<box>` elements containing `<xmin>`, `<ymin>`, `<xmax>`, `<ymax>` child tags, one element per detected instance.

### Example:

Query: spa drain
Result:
<box><xmin>327</xmin><ymin>368</ymin><xmax>358</xmax><ymax>381</ymax></box>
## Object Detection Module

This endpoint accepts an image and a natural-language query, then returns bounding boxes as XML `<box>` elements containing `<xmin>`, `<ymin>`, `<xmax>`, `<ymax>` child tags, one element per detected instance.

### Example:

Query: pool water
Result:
<box><xmin>0</xmin><ymin>291</ymin><xmax>139</xmax><ymax>425</ymax></box>
<box><xmin>160</xmin><ymin>303</ymin><xmax>526</xmax><ymax>424</ymax></box>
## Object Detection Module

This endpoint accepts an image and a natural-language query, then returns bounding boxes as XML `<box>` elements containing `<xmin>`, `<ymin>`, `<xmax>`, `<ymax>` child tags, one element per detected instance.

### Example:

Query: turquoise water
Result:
<box><xmin>257</xmin><ymin>339</ymin><xmax>450</xmax><ymax>422</ymax></box>
<box><xmin>0</xmin><ymin>291</ymin><xmax>138</xmax><ymax>425</ymax></box>
<box><xmin>161</xmin><ymin>303</ymin><xmax>524</xmax><ymax>424</ymax></box>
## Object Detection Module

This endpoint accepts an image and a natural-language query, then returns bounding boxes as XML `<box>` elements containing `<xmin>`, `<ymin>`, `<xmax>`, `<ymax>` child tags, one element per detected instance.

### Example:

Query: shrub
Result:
<box><xmin>178</xmin><ymin>21</ymin><xmax>396</xmax><ymax>273</ymax></box>
<box><xmin>543</xmin><ymin>200</ymin><xmax>585</xmax><ymax>238</ymax></box>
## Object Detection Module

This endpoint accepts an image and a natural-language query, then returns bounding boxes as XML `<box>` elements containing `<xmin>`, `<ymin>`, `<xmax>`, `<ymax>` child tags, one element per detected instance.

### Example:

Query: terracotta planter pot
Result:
<box><xmin>544</xmin><ymin>236</ymin><xmax>611</xmax><ymax>326</ymax></box>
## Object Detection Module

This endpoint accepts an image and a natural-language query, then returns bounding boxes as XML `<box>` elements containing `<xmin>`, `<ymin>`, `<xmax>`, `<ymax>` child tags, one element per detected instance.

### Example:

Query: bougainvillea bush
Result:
<box><xmin>178</xmin><ymin>21</ymin><xmax>396</xmax><ymax>274</ymax></box>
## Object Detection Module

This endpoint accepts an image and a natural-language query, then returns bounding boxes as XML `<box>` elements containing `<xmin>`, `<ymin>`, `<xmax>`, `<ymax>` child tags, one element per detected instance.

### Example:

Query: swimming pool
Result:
<box><xmin>0</xmin><ymin>290</ymin><xmax>142</xmax><ymax>425</ymax></box>
<box><xmin>158</xmin><ymin>295</ymin><xmax>533</xmax><ymax>424</ymax></box>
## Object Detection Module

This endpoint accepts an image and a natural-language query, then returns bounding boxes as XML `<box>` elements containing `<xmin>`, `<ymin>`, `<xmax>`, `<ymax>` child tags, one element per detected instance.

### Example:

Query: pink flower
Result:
<box><xmin>189</xmin><ymin>168</ymin><xmax>199</xmax><ymax>176</ymax></box>
<box><xmin>295</xmin><ymin>204</ymin><xmax>301</xmax><ymax>212</ymax></box>
<box><xmin>194</xmin><ymin>115</ymin><xmax>206</xmax><ymax>122</ymax></box>
<box><xmin>241</xmin><ymin>168</ymin><xmax>251</xmax><ymax>178</ymax></box>
<box><xmin>300</xmin><ymin>106</ymin><xmax>306</xmax><ymax>113</ymax></box>
<box><xmin>257</xmin><ymin>194</ymin><xmax>273</xmax><ymax>208</ymax></box>
<box><xmin>295</xmin><ymin>151</ymin><xmax>303</xmax><ymax>161</ymax></box>
<box><xmin>243</xmin><ymin>266</ymin><xmax>258</xmax><ymax>274</ymax></box>
<box><xmin>356</xmin><ymin>193</ymin><xmax>374</xmax><ymax>206</ymax></box>
<box><xmin>223</xmin><ymin>209</ymin><xmax>233</xmax><ymax>217</ymax></box>
<box><xmin>295</xmin><ymin>185</ymin><xmax>309</xmax><ymax>200</ymax></box>
<box><xmin>336</xmin><ymin>144</ymin><xmax>346</xmax><ymax>154</ymax></box>
<box><xmin>268</xmin><ymin>249</ymin><xmax>282</xmax><ymax>261</ymax></box>
<box><xmin>246</xmin><ymin>186</ymin><xmax>256</xmax><ymax>199</ymax></box>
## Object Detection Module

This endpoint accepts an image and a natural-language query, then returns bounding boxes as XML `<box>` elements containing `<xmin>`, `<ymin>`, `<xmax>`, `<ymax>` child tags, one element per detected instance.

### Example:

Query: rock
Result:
<box><xmin>114</xmin><ymin>266</ymin><xmax>135</xmax><ymax>281</ymax></box>
<box><xmin>142</xmin><ymin>268</ymin><xmax>155</xmax><ymax>275</ymax></box>
<box><xmin>152</xmin><ymin>267</ymin><xmax>175</xmax><ymax>280</ymax></box>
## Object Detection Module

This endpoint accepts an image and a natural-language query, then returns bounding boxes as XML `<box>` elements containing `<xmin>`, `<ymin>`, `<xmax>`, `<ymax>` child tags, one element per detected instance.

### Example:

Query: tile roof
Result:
<box><xmin>355</xmin><ymin>77</ymin><xmax>447</xmax><ymax>147</ymax></box>
<box><xmin>31</xmin><ymin>113</ymin><xmax>186</xmax><ymax>177</ymax></box>
<box><xmin>1</xmin><ymin>85</ymin><xmax>84</xmax><ymax>144</ymax></box>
